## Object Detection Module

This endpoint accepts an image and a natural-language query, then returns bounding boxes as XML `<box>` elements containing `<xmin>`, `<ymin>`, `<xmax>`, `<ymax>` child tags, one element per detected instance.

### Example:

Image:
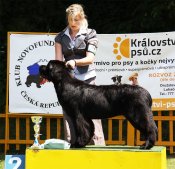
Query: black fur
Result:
<box><xmin>40</xmin><ymin>60</ymin><xmax>157</xmax><ymax>149</ymax></box>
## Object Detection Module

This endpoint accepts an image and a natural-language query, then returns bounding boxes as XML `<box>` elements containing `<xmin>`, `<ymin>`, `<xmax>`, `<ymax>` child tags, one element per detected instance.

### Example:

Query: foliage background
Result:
<box><xmin>0</xmin><ymin>0</ymin><xmax>175</xmax><ymax>165</ymax></box>
<box><xmin>1</xmin><ymin>0</ymin><xmax>175</xmax><ymax>112</ymax></box>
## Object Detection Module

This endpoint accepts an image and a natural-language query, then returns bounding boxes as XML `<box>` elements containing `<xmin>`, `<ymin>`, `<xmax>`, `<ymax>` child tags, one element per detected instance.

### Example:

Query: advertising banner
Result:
<box><xmin>95</xmin><ymin>33</ymin><xmax>175</xmax><ymax>110</ymax></box>
<box><xmin>8</xmin><ymin>32</ymin><xmax>175</xmax><ymax>113</ymax></box>
<box><xmin>9</xmin><ymin>33</ymin><xmax>59</xmax><ymax>113</ymax></box>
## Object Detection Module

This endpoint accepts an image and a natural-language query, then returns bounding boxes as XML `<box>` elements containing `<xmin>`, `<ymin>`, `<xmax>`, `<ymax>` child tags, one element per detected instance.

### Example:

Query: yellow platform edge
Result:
<box><xmin>25</xmin><ymin>146</ymin><xmax>167</xmax><ymax>169</ymax></box>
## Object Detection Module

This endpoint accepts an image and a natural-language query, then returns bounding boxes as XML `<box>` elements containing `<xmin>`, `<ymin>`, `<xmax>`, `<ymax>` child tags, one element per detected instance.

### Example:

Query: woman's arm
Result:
<box><xmin>66</xmin><ymin>29</ymin><xmax>98</xmax><ymax>69</ymax></box>
<box><xmin>65</xmin><ymin>52</ymin><xmax>95</xmax><ymax>69</ymax></box>
<box><xmin>55</xmin><ymin>42</ymin><xmax>63</xmax><ymax>61</ymax></box>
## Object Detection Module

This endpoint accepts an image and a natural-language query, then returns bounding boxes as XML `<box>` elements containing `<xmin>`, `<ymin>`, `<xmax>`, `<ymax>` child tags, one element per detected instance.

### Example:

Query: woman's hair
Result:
<box><xmin>66</xmin><ymin>4</ymin><xmax>88</xmax><ymax>29</ymax></box>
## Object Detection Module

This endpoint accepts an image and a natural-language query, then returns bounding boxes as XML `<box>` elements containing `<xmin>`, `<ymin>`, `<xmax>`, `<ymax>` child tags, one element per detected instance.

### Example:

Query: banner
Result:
<box><xmin>8</xmin><ymin>32</ymin><xmax>175</xmax><ymax>113</ymax></box>
<box><xmin>9</xmin><ymin>33</ymin><xmax>59</xmax><ymax>113</ymax></box>
<box><xmin>95</xmin><ymin>32</ymin><xmax>175</xmax><ymax>110</ymax></box>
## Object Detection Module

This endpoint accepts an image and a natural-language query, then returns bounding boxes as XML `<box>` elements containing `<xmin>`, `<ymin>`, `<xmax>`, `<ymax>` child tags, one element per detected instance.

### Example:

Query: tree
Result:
<box><xmin>1</xmin><ymin>0</ymin><xmax>175</xmax><ymax>112</ymax></box>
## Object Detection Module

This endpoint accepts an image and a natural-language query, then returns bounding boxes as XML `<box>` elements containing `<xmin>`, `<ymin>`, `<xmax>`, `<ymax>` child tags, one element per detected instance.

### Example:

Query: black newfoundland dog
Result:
<box><xmin>39</xmin><ymin>60</ymin><xmax>157</xmax><ymax>149</ymax></box>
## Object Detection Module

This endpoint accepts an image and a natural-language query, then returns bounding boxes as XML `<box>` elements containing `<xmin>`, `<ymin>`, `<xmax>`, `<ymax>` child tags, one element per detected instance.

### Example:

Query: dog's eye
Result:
<box><xmin>49</xmin><ymin>64</ymin><xmax>53</xmax><ymax>70</ymax></box>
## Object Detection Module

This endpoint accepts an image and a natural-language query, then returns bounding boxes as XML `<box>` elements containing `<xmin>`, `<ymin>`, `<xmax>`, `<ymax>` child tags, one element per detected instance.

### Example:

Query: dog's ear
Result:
<box><xmin>47</xmin><ymin>61</ymin><xmax>65</xmax><ymax>82</ymax></box>
<box><xmin>40</xmin><ymin>61</ymin><xmax>55</xmax><ymax>82</ymax></box>
<box><xmin>111</xmin><ymin>76</ymin><xmax>116</xmax><ymax>82</ymax></box>
<box><xmin>119</xmin><ymin>76</ymin><xmax>122</xmax><ymax>80</ymax></box>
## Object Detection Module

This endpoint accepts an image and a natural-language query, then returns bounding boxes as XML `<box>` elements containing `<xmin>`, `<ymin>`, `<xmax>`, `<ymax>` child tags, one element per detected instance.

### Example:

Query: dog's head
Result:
<box><xmin>111</xmin><ymin>75</ymin><xmax>122</xmax><ymax>85</ymax></box>
<box><xmin>39</xmin><ymin>60</ymin><xmax>67</xmax><ymax>82</ymax></box>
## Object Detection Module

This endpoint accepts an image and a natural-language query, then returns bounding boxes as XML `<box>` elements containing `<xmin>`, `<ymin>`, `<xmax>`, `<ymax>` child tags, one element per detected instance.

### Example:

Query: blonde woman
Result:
<box><xmin>55</xmin><ymin>4</ymin><xmax>105</xmax><ymax>146</ymax></box>
<box><xmin>129</xmin><ymin>72</ymin><xmax>139</xmax><ymax>85</ymax></box>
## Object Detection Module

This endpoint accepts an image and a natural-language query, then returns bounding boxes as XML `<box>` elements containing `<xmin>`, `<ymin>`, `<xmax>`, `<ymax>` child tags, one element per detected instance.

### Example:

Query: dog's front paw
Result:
<box><xmin>140</xmin><ymin>142</ymin><xmax>153</xmax><ymax>150</ymax></box>
<box><xmin>140</xmin><ymin>143</ymin><xmax>146</xmax><ymax>149</ymax></box>
<box><xmin>70</xmin><ymin>144</ymin><xmax>76</xmax><ymax>148</ymax></box>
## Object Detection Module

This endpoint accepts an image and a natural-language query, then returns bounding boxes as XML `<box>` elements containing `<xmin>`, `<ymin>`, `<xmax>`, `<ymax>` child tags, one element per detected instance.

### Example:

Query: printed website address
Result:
<box><xmin>152</xmin><ymin>98</ymin><xmax>175</xmax><ymax>111</ymax></box>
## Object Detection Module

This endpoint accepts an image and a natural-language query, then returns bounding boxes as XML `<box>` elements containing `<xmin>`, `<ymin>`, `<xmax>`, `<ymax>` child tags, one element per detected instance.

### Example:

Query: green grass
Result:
<box><xmin>0</xmin><ymin>154</ymin><xmax>175</xmax><ymax>169</ymax></box>
<box><xmin>167</xmin><ymin>154</ymin><xmax>175</xmax><ymax>169</ymax></box>
<box><xmin>0</xmin><ymin>155</ymin><xmax>4</xmax><ymax>169</ymax></box>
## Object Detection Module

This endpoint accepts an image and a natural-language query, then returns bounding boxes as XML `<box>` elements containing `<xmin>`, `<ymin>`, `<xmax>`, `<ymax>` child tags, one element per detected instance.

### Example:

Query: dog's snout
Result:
<box><xmin>39</xmin><ymin>65</ymin><xmax>46</xmax><ymax>72</ymax></box>
<box><xmin>39</xmin><ymin>65</ymin><xmax>47</xmax><ymax>76</ymax></box>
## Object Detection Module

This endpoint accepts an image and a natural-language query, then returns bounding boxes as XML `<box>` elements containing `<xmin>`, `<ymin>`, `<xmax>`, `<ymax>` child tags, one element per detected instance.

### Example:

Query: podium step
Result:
<box><xmin>25</xmin><ymin>146</ymin><xmax>167</xmax><ymax>169</ymax></box>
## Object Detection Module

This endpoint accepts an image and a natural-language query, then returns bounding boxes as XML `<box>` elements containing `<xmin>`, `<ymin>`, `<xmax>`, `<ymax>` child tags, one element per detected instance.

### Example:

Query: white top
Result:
<box><xmin>64</xmin><ymin>27</ymin><xmax>96</xmax><ymax>81</ymax></box>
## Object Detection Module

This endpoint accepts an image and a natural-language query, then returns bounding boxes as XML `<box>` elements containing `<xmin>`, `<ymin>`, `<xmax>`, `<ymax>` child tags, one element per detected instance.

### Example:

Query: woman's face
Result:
<box><xmin>68</xmin><ymin>14</ymin><xmax>82</xmax><ymax>32</ymax></box>
<box><xmin>132</xmin><ymin>77</ymin><xmax>138</xmax><ymax>84</ymax></box>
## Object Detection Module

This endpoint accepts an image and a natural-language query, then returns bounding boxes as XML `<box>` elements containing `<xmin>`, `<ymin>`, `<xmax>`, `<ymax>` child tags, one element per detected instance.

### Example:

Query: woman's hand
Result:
<box><xmin>65</xmin><ymin>53</ymin><xmax>95</xmax><ymax>69</ymax></box>
<box><xmin>66</xmin><ymin>60</ymin><xmax>76</xmax><ymax>69</ymax></box>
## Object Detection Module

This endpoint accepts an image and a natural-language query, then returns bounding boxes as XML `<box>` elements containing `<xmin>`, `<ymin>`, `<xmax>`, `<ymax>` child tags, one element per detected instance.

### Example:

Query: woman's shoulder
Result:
<box><xmin>86</xmin><ymin>28</ymin><xmax>97</xmax><ymax>39</ymax></box>
<box><xmin>55</xmin><ymin>28</ymin><xmax>67</xmax><ymax>42</ymax></box>
<box><xmin>87</xmin><ymin>28</ymin><xmax>97</xmax><ymax>34</ymax></box>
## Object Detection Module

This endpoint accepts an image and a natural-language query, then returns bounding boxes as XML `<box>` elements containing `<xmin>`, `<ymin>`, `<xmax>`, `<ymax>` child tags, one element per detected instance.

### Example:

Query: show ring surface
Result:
<box><xmin>25</xmin><ymin>145</ymin><xmax>167</xmax><ymax>169</ymax></box>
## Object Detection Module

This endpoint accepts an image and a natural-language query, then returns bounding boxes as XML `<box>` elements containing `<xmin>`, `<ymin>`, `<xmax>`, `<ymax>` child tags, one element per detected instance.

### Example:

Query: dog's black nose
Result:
<box><xmin>39</xmin><ymin>65</ymin><xmax>46</xmax><ymax>71</ymax></box>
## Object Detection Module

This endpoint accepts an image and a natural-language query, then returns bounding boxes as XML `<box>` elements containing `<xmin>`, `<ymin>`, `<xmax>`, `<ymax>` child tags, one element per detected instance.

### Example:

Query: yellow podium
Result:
<box><xmin>25</xmin><ymin>146</ymin><xmax>167</xmax><ymax>169</ymax></box>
